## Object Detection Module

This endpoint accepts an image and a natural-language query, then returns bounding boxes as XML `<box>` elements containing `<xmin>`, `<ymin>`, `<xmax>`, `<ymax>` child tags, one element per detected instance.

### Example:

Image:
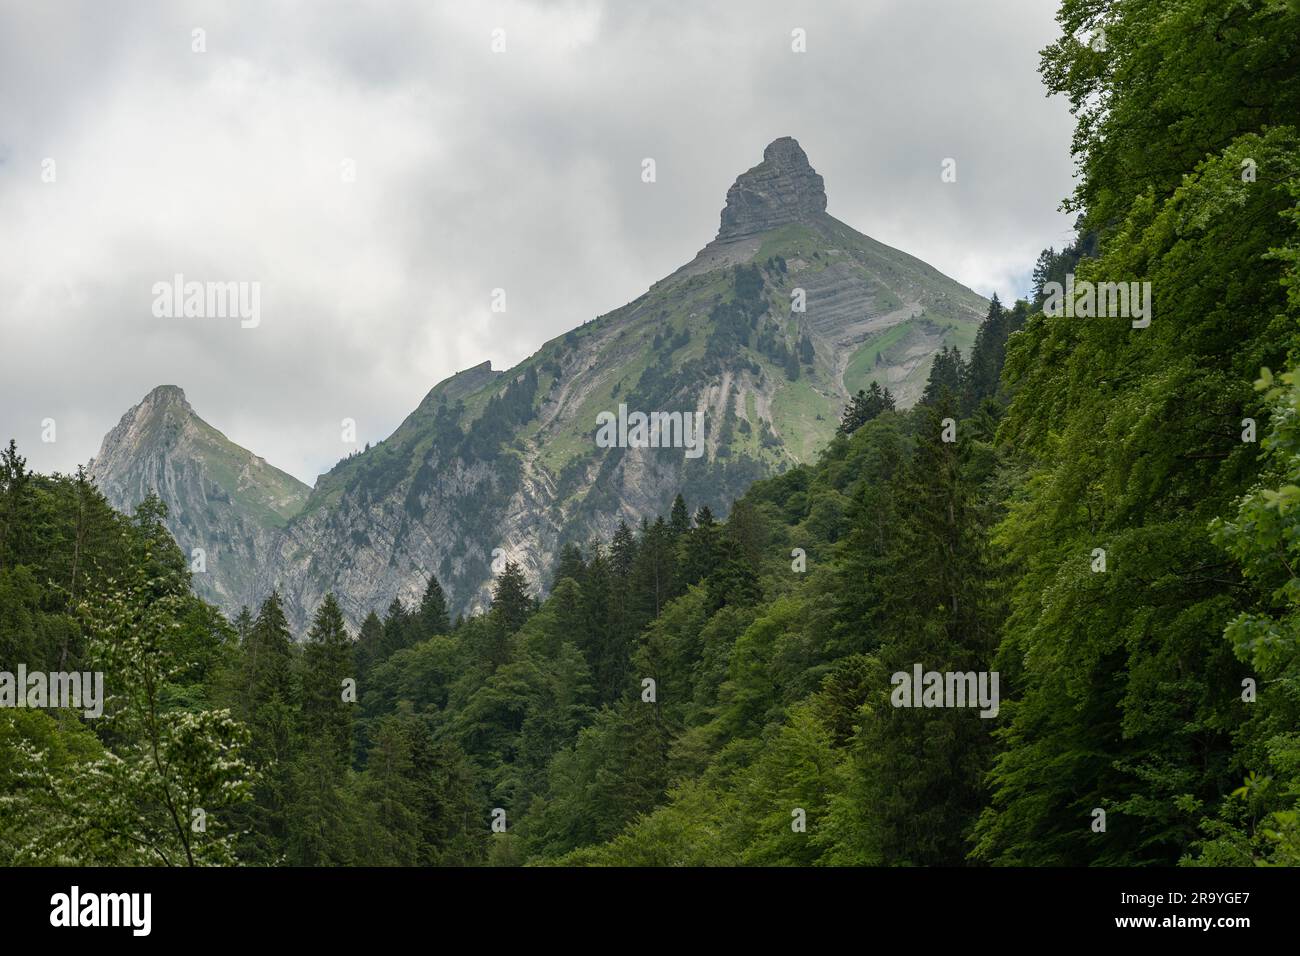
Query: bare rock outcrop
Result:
<box><xmin>717</xmin><ymin>137</ymin><xmax>828</xmax><ymax>240</ymax></box>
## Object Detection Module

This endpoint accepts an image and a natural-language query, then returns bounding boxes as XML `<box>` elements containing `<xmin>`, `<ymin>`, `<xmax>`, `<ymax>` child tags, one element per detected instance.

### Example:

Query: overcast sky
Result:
<box><xmin>0</xmin><ymin>0</ymin><xmax>1077</xmax><ymax>485</ymax></box>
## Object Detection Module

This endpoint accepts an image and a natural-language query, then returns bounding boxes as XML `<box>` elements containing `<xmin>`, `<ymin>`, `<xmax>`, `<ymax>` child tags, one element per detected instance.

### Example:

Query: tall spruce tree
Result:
<box><xmin>417</xmin><ymin>573</ymin><xmax>451</xmax><ymax>638</ymax></box>
<box><xmin>680</xmin><ymin>505</ymin><xmax>723</xmax><ymax>587</ymax></box>
<box><xmin>919</xmin><ymin>346</ymin><xmax>966</xmax><ymax>407</ymax></box>
<box><xmin>235</xmin><ymin>591</ymin><xmax>298</xmax><ymax>862</ymax></box>
<box><xmin>381</xmin><ymin>597</ymin><xmax>412</xmax><ymax>659</ymax></box>
<box><xmin>631</xmin><ymin>517</ymin><xmax>678</xmax><ymax>626</ymax></box>
<box><xmin>610</xmin><ymin>521</ymin><xmax>638</xmax><ymax>579</ymax></box>
<box><xmin>486</xmin><ymin>561</ymin><xmax>533</xmax><ymax>667</ymax></box>
<box><xmin>299</xmin><ymin>593</ymin><xmax>354</xmax><ymax>766</ymax></box>
<box><xmin>551</xmin><ymin>543</ymin><xmax>587</xmax><ymax>590</ymax></box>
<box><xmin>847</xmin><ymin>400</ymin><xmax>999</xmax><ymax>864</ymax></box>
<box><xmin>669</xmin><ymin>494</ymin><xmax>691</xmax><ymax>537</ymax></box>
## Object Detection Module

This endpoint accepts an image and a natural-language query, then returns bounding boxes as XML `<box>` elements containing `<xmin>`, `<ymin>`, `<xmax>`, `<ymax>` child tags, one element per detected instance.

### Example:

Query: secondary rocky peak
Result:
<box><xmin>717</xmin><ymin>137</ymin><xmax>827</xmax><ymax>241</ymax></box>
<box><xmin>91</xmin><ymin>386</ymin><xmax>193</xmax><ymax>475</ymax></box>
<box><xmin>416</xmin><ymin>360</ymin><xmax>501</xmax><ymax>411</ymax></box>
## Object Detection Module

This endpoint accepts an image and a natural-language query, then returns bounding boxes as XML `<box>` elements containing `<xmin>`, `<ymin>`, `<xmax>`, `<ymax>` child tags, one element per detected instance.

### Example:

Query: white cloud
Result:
<box><xmin>0</xmin><ymin>0</ymin><xmax>1075</xmax><ymax>483</ymax></box>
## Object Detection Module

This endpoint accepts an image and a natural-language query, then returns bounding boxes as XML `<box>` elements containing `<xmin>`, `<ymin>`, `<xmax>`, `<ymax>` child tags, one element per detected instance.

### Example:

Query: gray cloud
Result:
<box><xmin>0</xmin><ymin>0</ymin><xmax>1076</xmax><ymax>484</ymax></box>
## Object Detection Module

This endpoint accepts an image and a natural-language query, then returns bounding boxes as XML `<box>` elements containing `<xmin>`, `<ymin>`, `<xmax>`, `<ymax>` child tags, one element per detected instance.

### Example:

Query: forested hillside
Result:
<box><xmin>3</xmin><ymin>0</ymin><xmax>1299</xmax><ymax>866</ymax></box>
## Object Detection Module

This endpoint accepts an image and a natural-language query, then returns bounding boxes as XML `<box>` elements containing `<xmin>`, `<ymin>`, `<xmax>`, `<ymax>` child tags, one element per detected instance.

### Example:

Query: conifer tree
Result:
<box><xmin>669</xmin><ymin>494</ymin><xmax>691</xmax><ymax>537</ymax></box>
<box><xmin>353</xmin><ymin>610</ymin><xmax>384</xmax><ymax>680</ymax></box>
<box><xmin>631</xmin><ymin>517</ymin><xmax>677</xmax><ymax>625</ymax></box>
<box><xmin>610</xmin><ymin>521</ymin><xmax>638</xmax><ymax>579</ymax></box>
<box><xmin>0</xmin><ymin>439</ymin><xmax>33</xmax><ymax>572</ymax></box>
<box><xmin>235</xmin><ymin>591</ymin><xmax>299</xmax><ymax>862</ymax></box>
<box><xmin>680</xmin><ymin>505</ymin><xmax>722</xmax><ymax>587</ymax></box>
<box><xmin>848</xmin><ymin>400</ymin><xmax>997</xmax><ymax>865</ymax></box>
<box><xmin>299</xmin><ymin>593</ymin><xmax>354</xmax><ymax>767</ymax></box>
<box><xmin>417</xmin><ymin>573</ymin><xmax>451</xmax><ymax>637</ymax></box>
<box><xmin>539</xmin><ymin>576</ymin><xmax>586</xmax><ymax>659</ymax></box>
<box><xmin>233</xmin><ymin>605</ymin><xmax>254</xmax><ymax>646</ymax></box>
<box><xmin>487</xmin><ymin>561</ymin><xmax>533</xmax><ymax>666</ymax></box>
<box><xmin>286</xmin><ymin>742</ymin><xmax>355</xmax><ymax>866</ymax></box>
<box><xmin>837</xmin><ymin>382</ymin><xmax>896</xmax><ymax>436</ymax></box>
<box><xmin>551</xmin><ymin>543</ymin><xmax>587</xmax><ymax>590</ymax></box>
<box><xmin>381</xmin><ymin>597</ymin><xmax>412</xmax><ymax>659</ymax></box>
<box><xmin>919</xmin><ymin>346</ymin><xmax>966</xmax><ymax>407</ymax></box>
<box><xmin>350</xmin><ymin>717</ymin><xmax>422</xmax><ymax>865</ymax></box>
<box><xmin>579</xmin><ymin>547</ymin><xmax>622</xmax><ymax>702</ymax></box>
<box><xmin>407</xmin><ymin>725</ymin><xmax>487</xmax><ymax>866</ymax></box>
<box><xmin>961</xmin><ymin>294</ymin><xmax>1005</xmax><ymax>412</ymax></box>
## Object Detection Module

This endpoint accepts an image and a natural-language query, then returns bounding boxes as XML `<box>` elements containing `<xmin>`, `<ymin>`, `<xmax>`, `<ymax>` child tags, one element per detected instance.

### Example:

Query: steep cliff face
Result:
<box><xmin>92</xmin><ymin>138</ymin><xmax>988</xmax><ymax>633</ymax></box>
<box><xmin>717</xmin><ymin>136</ymin><xmax>828</xmax><ymax>240</ymax></box>
<box><xmin>88</xmin><ymin>385</ymin><xmax>310</xmax><ymax>610</ymax></box>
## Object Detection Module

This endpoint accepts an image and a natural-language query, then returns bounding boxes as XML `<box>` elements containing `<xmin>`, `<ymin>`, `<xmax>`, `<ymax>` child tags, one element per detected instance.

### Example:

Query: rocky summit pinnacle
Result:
<box><xmin>717</xmin><ymin>137</ymin><xmax>827</xmax><ymax>241</ymax></box>
<box><xmin>141</xmin><ymin>384</ymin><xmax>190</xmax><ymax>409</ymax></box>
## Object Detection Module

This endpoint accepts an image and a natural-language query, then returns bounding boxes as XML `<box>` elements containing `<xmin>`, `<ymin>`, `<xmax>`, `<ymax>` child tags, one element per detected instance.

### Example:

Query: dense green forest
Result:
<box><xmin>4</xmin><ymin>0</ymin><xmax>1300</xmax><ymax>866</ymax></box>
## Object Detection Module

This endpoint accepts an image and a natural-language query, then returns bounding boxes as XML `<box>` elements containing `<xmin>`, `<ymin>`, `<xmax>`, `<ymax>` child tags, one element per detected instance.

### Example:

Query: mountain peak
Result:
<box><xmin>140</xmin><ymin>384</ymin><xmax>191</xmax><ymax>411</ymax></box>
<box><xmin>90</xmin><ymin>384</ymin><xmax>310</xmax><ymax>613</ymax></box>
<box><xmin>717</xmin><ymin>137</ymin><xmax>827</xmax><ymax>241</ymax></box>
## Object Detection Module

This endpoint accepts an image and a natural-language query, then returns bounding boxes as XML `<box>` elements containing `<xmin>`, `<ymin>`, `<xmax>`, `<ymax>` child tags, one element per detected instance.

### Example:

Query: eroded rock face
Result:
<box><xmin>717</xmin><ymin>137</ymin><xmax>827</xmax><ymax>241</ymax></box>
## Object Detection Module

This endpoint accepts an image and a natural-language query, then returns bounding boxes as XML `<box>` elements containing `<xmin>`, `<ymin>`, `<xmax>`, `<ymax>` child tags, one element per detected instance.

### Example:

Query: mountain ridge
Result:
<box><xmin>89</xmin><ymin>137</ymin><xmax>988</xmax><ymax>632</ymax></box>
